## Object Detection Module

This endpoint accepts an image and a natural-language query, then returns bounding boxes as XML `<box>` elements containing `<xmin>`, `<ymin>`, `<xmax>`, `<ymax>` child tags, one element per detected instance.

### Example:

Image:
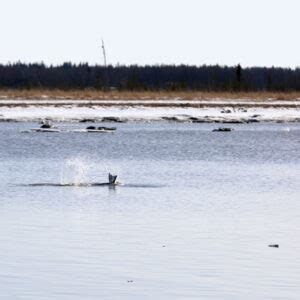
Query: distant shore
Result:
<box><xmin>1</xmin><ymin>90</ymin><xmax>300</xmax><ymax>123</ymax></box>
<box><xmin>1</xmin><ymin>89</ymin><xmax>300</xmax><ymax>102</ymax></box>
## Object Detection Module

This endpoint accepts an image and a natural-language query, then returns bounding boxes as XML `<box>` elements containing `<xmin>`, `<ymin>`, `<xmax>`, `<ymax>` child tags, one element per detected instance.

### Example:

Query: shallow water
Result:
<box><xmin>1</xmin><ymin>122</ymin><xmax>300</xmax><ymax>299</ymax></box>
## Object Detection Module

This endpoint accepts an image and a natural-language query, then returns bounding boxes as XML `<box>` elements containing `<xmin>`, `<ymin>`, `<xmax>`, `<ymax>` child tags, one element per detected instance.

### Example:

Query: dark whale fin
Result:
<box><xmin>108</xmin><ymin>173</ymin><xmax>117</xmax><ymax>184</ymax></box>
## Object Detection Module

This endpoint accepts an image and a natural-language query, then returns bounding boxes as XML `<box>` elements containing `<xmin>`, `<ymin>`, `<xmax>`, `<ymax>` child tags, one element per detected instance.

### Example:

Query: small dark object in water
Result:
<box><xmin>212</xmin><ymin>127</ymin><xmax>234</xmax><ymax>132</ymax></box>
<box><xmin>162</xmin><ymin>116</ymin><xmax>179</xmax><ymax>122</ymax></box>
<box><xmin>79</xmin><ymin>119</ymin><xmax>95</xmax><ymax>123</ymax></box>
<box><xmin>40</xmin><ymin>124</ymin><xmax>52</xmax><ymax>129</ymax></box>
<box><xmin>269</xmin><ymin>244</ymin><xmax>279</xmax><ymax>248</ymax></box>
<box><xmin>189</xmin><ymin>117</ymin><xmax>199</xmax><ymax>121</ymax></box>
<box><xmin>98</xmin><ymin>126</ymin><xmax>116</xmax><ymax>131</ymax></box>
<box><xmin>102</xmin><ymin>116</ymin><xmax>124</xmax><ymax>123</ymax></box>
<box><xmin>86</xmin><ymin>126</ymin><xmax>116</xmax><ymax>131</ymax></box>
<box><xmin>40</xmin><ymin>120</ymin><xmax>54</xmax><ymax>129</ymax></box>
<box><xmin>222</xmin><ymin>120</ymin><xmax>244</xmax><ymax>124</ymax></box>
<box><xmin>127</xmin><ymin>280</ymin><xmax>133</xmax><ymax>283</ymax></box>
<box><xmin>247</xmin><ymin>119</ymin><xmax>260</xmax><ymax>123</ymax></box>
<box><xmin>221</xmin><ymin>109</ymin><xmax>232</xmax><ymax>114</ymax></box>
<box><xmin>192</xmin><ymin>119</ymin><xmax>206</xmax><ymax>123</ymax></box>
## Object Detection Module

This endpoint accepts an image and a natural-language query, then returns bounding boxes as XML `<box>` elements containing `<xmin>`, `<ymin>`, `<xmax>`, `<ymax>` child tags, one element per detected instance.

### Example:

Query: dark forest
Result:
<box><xmin>0</xmin><ymin>63</ymin><xmax>299</xmax><ymax>91</ymax></box>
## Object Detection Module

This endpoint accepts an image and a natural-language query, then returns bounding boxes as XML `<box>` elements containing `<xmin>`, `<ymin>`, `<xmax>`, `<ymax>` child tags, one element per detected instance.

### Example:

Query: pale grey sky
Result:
<box><xmin>1</xmin><ymin>0</ymin><xmax>299</xmax><ymax>67</ymax></box>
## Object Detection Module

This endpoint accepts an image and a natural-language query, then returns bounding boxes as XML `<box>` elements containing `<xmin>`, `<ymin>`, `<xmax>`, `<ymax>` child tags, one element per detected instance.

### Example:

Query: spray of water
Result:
<box><xmin>59</xmin><ymin>158</ymin><xmax>122</xmax><ymax>186</ymax></box>
<box><xmin>60</xmin><ymin>158</ymin><xmax>90</xmax><ymax>186</ymax></box>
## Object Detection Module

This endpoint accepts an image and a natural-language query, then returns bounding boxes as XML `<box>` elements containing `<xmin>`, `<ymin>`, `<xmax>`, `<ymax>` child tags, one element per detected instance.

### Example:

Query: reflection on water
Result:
<box><xmin>0</xmin><ymin>122</ymin><xmax>300</xmax><ymax>300</ymax></box>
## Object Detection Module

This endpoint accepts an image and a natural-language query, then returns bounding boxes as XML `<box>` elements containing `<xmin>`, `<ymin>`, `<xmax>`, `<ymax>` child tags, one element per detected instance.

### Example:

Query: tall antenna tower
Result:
<box><xmin>101</xmin><ymin>39</ymin><xmax>107</xmax><ymax>67</ymax></box>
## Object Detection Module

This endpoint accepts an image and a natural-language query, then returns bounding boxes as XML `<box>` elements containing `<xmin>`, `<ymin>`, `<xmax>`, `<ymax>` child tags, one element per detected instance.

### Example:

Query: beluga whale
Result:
<box><xmin>27</xmin><ymin>173</ymin><xmax>121</xmax><ymax>187</ymax></box>
<box><xmin>93</xmin><ymin>173</ymin><xmax>120</xmax><ymax>186</ymax></box>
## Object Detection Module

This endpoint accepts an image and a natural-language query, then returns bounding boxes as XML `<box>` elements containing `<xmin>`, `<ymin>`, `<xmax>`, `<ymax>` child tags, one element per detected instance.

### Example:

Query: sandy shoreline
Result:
<box><xmin>1</xmin><ymin>102</ymin><xmax>299</xmax><ymax>123</ymax></box>
<box><xmin>1</xmin><ymin>91</ymin><xmax>300</xmax><ymax>123</ymax></box>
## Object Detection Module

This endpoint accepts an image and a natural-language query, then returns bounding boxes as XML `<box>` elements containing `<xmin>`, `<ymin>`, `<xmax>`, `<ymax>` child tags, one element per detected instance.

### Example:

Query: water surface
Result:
<box><xmin>1</xmin><ymin>122</ymin><xmax>300</xmax><ymax>299</ymax></box>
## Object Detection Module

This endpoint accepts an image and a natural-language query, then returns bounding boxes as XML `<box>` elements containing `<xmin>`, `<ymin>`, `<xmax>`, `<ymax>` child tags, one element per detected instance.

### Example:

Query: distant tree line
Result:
<box><xmin>0</xmin><ymin>62</ymin><xmax>299</xmax><ymax>91</ymax></box>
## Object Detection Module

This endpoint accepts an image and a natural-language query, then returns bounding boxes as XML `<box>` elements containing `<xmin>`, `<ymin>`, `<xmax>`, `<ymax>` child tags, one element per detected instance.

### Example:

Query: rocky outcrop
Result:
<box><xmin>212</xmin><ymin>127</ymin><xmax>234</xmax><ymax>132</ymax></box>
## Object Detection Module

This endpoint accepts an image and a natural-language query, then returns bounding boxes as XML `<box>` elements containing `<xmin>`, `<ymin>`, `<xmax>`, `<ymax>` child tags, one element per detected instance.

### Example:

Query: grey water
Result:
<box><xmin>1</xmin><ymin>122</ymin><xmax>300</xmax><ymax>300</ymax></box>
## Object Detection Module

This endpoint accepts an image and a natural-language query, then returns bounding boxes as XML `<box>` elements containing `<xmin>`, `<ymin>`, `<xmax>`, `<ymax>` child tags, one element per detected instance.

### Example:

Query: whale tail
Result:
<box><xmin>108</xmin><ymin>173</ymin><xmax>117</xmax><ymax>184</ymax></box>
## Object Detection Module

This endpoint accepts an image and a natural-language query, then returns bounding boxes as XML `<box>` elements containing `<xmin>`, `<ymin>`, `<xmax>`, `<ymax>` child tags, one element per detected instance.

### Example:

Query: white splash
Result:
<box><xmin>60</xmin><ymin>157</ymin><xmax>90</xmax><ymax>186</ymax></box>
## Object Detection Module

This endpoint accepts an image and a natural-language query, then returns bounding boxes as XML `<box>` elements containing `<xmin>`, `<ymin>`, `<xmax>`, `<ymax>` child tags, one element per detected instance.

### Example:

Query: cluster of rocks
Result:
<box><xmin>86</xmin><ymin>126</ymin><xmax>116</xmax><ymax>131</ymax></box>
<box><xmin>80</xmin><ymin>117</ymin><xmax>125</xmax><ymax>123</ymax></box>
<box><xmin>221</xmin><ymin>108</ymin><xmax>248</xmax><ymax>114</ymax></box>
<box><xmin>162</xmin><ymin>115</ymin><xmax>262</xmax><ymax>124</ymax></box>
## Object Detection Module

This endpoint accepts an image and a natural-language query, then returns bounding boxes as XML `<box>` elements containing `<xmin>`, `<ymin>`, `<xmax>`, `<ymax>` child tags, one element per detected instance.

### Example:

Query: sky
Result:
<box><xmin>1</xmin><ymin>0</ymin><xmax>299</xmax><ymax>67</ymax></box>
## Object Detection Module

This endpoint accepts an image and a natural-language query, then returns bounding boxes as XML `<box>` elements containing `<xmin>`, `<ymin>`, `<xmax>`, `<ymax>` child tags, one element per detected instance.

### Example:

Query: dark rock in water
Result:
<box><xmin>193</xmin><ymin>116</ymin><xmax>214</xmax><ymax>123</ymax></box>
<box><xmin>212</xmin><ymin>127</ymin><xmax>234</xmax><ymax>132</ymax></box>
<box><xmin>247</xmin><ymin>119</ymin><xmax>260</xmax><ymax>123</ymax></box>
<box><xmin>0</xmin><ymin>118</ymin><xmax>15</xmax><ymax>122</ymax></box>
<box><xmin>222</xmin><ymin>120</ymin><xmax>244</xmax><ymax>124</ymax></box>
<box><xmin>251</xmin><ymin>114</ymin><xmax>261</xmax><ymax>118</ymax></box>
<box><xmin>79</xmin><ymin>119</ymin><xmax>95</xmax><ymax>123</ymax></box>
<box><xmin>189</xmin><ymin>117</ymin><xmax>199</xmax><ymax>121</ymax></box>
<box><xmin>98</xmin><ymin>126</ymin><xmax>116</xmax><ymax>131</ymax></box>
<box><xmin>86</xmin><ymin>126</ymin><xmax>116</xmax><ymax>131</ymax></box>
<box><xmin>40</xmin><ymin>120</ymin><xmax>54</xmax><ymax>129</ymax></box>
<box><xmin>192</xmin><ymin>119</ymin><xmax>206</xmax><ymax>123</ymax></box>
<box><xmin>102</xmin><ymin>117</ymin><xmax>124</xmax><ymax>123</ymax></box>
<box><xmin>269</xmin><ymin>244</ymin><xmax>279</xmax><ymax>248</ymax></box>
<box><xmin>40</xmin><ymin>124</ymin><xmax>52</xmax><ymax>129</ymax></box>
<box><xmin>162</xmin><ymin>116</ymin><xmax>179</xmax><ymax>122</ymax></box>
<box><xmin>221</xmin><ymin>109</ymin><xmax>232</xmax><ymax>114</ymax></box>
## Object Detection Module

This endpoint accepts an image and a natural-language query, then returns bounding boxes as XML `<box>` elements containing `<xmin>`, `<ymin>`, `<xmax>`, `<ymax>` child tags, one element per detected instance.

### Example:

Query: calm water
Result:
<box><xmin>1</xmin><ymin>122</ymin><xmax>300</xmax><ymax>300</ymax></box>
